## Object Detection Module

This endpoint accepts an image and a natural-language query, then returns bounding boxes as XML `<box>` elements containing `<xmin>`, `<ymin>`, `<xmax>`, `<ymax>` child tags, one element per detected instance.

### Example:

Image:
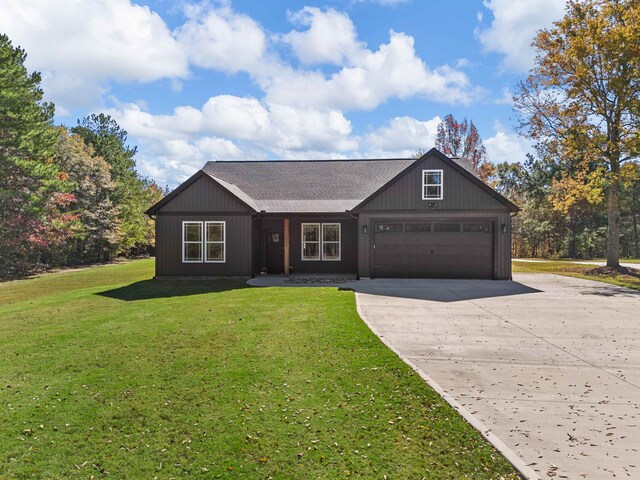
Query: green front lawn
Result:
<box><xmin>0</xmin><ymin>260</ymin><xmax>519</xmax><ymax>479</ymax></box>
<box><xmin>516</xmin><ymin>257</ymin><xmax>640</xmax><ymax>264</ymax></box>
<box><xmin>512</xmin><ymin>260</ymin><xmax>640</xmax><ymax>291</ymax></box>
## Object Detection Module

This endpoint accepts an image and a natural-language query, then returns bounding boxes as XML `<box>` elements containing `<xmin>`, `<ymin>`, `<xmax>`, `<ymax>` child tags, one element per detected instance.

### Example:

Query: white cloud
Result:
<box><xmin>175</xmin><ymin>3</ymin><xmax>267</xmax><ymax>74</ymax></box>
<box><xmin>484</xmin><ymin>121</ymin><xmax>532</xmax><ymax>164</ymax></box>
<box><xmin>267</xmin><ymin>31</ymin><xmax>481</xmax><ymax>110</ymax></box>
<box><xmin>477</xmin><ymin>0</ymin><xmax>566</xmax><ymax>72</ymax></box>
<box><xmin>362</xmin><ymin>116</ymin><xmax>441</xmax><ymax>157</ymax></box>
<box><xmin>282</xmin><ymin>7</ymin><xmax>364</xmax><ymax>65</ymax></box>
<box><xmin>107</xmin><ymin>95</ymin><xmax>360</xmax><ymax>184</ymax></box>
<box><xmin>0</xmin><ymin>0</ymin><xmax>188</xmax><ymax>109</ymax></box>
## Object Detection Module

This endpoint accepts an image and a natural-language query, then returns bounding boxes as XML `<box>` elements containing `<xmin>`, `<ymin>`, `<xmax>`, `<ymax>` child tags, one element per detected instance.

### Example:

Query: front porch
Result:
<box><xmin>252</xmin><ymin>213</ymin><xmax>359</xmax><ymax>277</ymax></box>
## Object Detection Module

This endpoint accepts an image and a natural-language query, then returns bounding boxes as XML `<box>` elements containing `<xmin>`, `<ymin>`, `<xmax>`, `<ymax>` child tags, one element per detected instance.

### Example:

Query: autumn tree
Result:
<box><xmin>72</xmin><ymin>114</ymin><xmax>158</xmax><ymax>256</ymax></box>
<box><xmin>435</xmin><ymin>114</ymin><xmax>494</xmax><ymax>181</ymax></box>
<box><xmin>514</xmin><ymin>0</ymin><xmax>640</xmax><ymax>268</ymax></box>
<box><xmin>0</xmin><ymin>34</ymin><xmax>77</xmax><ymax>276</ymax></box>
<box><xmin>53</xmin><ymin>127</ymin><xmax>122</xmax><ymax>263</ymax></box>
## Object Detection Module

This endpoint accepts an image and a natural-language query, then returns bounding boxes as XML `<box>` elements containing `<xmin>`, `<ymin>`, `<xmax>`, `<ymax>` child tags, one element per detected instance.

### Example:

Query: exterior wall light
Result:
<box><xmin>501</xmin><ymin>224</ymin><xmax>507</xmax><ymax>233</ymax></box>
<box><xmin>362</xmin><ymin>225</ymin><xmax>368</xmax><ymax>235</ymax></box>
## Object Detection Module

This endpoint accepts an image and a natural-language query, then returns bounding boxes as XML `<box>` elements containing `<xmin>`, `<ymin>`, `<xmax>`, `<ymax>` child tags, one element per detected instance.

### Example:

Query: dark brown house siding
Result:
<box><xmin>288</xmin><ymin>216</ymin><xmax>357</xmax><ymax>275</ymax></box>
<box><xmin>355</xmin><ymin>153</ymin><xmax>514</xmax><ymax>280</ymax></box>
<box><xmin>155</xmin><ymin>214</ymin><xmax>252</xmax><ymax>277</ymax></box>
<box><xmin>153</xmin><ymin>175</ymin><xmax>254</xmax><ymax>277</ymax></box>
<box><xmin>360</xmin><ymin>154</ymin><xmax>507</xmax><ymax>211</ymax></box>
<box><xmin>158</xmin><ymin>175</ymin><xmax>252</xmax><ymax>213</ymax></box>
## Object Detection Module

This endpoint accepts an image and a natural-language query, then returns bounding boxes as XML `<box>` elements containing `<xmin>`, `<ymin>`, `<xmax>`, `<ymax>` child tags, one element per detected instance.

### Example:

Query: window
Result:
<box><xmin>434</xmin><ymin>222</ymin><xmax>460</xmax><ymax>233</ymax></box>
<box><xmin>463</xmin><ymin>222</ymin><xmax>491</xmax><ymax>233</ymax></box>
<box><xmin>302</xmin><ymin>223</ymin><xmax>320</xmax><ymax>260</ymax></box>
<box><xmin>405</xmin><ymin>223</ymin><xmax>431</xmax><ymax>233</ymax></box>
<box><xmin>182</xmin><ymin>220</ymin><xmax>226</xmax><ymax>263</ymax></box>
<box><xmin>422</xmin><ymin>169</ymin><xmax>443</xmax><ymax>200</ymax></box>
<box><xmin>376</xmin><ymin>223</ymin><xmax>403</xmax><ymax>233</ymax></box>
<box><xmin>205</xmin><ymin>221</ymin><xmax>225</xmax><ymax>262</ymax></box>
<box><xmin>322</xmin><ymin>223</ymin><xmax>341</xmax><ymax>261</ymax></box>
<box><xmin>302</xmin><ymin>223</ymin><xmax>341</xmax><ymax>261</ymax></box>
<box><xmin>182</xmin><ymin>221</ymin><xmax>203</xmax><ymax>263</ymax></box>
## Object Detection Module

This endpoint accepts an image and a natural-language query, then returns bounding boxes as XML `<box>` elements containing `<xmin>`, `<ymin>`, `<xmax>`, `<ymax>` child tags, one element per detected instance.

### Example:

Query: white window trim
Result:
<box><xmin>182</xmin><ymin>221</ymin><xmax>203</xmax><ymax>263</ymax></box>
<box><xmin>301</xmin><ymin>223</ymin><xmax>321</xmax><ymax>261</ymax></box>
<box><xmin>422</xmin><ymin>169</ymin><xmax>443</xmax><ymax>200</ymax></box>
<box><xmin>321</xmin><ymin>223</ymin><xmax>341</xmax><ymax>261</ymax></box>
<box><xmin>204</xmin><ymin>220</ymin><xmax>226</xmax><ymax>263</ymax></box>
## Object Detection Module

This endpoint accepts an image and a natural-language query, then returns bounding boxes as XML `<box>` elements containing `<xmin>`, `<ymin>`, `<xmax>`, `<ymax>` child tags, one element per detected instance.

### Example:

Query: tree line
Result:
<box><xmin>0</xmin><ymin>34</ymin><xmax>164</xmax><ymax>279</ymax></box>
<box><xmin>436</xmin><ymin>0</ymin><xmax>639</xmax><ymax>265</ymax></box>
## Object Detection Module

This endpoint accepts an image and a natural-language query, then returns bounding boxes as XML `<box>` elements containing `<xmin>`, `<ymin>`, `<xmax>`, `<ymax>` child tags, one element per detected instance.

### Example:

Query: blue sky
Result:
<box><xmin>0</xmin><ymin>0</ymin><xmax>567</xmax><ymax>187</ymax></box>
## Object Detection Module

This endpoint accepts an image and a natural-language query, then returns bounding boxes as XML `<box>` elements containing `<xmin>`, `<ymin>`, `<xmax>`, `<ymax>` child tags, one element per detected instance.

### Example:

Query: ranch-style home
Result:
<box><xmin>146</xmin><ymin>148</ymin><xmax>519</xmax><ymax>280</ymax></box>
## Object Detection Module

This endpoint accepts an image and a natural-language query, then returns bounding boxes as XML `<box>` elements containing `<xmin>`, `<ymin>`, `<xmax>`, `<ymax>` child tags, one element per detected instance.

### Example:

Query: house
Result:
<box><xmin>145</xmin><ymin>148</ymin><xmax>519</xmax><ymax>280</ymax></box>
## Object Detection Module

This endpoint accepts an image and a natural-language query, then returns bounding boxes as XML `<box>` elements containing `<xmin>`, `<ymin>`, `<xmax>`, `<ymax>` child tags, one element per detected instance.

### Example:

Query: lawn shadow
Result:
<box><xmin>97</xmin><ymin>278</ymin><xmax>253</xmax><ymax>301</ymax></box>
<box><xmin>356</xmin><ymin>279</ymin><xmax>542</xmax><ymax>303</ymax></box>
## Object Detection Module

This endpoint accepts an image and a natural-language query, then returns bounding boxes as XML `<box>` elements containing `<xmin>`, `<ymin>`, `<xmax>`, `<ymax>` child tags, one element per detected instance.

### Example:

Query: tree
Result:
<box><xmin>435</xmin><ymin>114</ymin><xmax>494</xmax><ymax>182</ymax></box>
<box><xmin>514</xmin><ymin>0</ymin><xmax>640</xmax><ymax>268</ymax></box>
<box><xmin>53</xmin><ymin>127</ymin><xmax>121</xmax><ymax>263</ymax></box>
<box><xmin>72</xmin><ymin>114</ymin><xmax>162</xmax><ymax>257</ymax></box>
<box><xmin>0</xmin><ymin>34</ymin><xmax>76</xmax><ymax>277</ymax></box>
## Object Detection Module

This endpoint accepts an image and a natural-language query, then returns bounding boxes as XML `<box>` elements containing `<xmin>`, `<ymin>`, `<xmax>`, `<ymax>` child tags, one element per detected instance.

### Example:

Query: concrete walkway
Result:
<box><xmin>355</xmin><ymin>274</ymin><xmax>640</xmax><ymax>480</ymax></box>
<box><xmin>514</xmin><ymin>258</ymin><xmax>640</xmax><ymax>269</ymax></box>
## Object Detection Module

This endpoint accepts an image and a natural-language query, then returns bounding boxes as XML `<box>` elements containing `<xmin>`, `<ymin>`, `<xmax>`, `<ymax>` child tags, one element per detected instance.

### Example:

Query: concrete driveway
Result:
<box><xmin>355</xmin><ymin>273</ymin><xmax>640</xmax><ymax>480</ymax></box>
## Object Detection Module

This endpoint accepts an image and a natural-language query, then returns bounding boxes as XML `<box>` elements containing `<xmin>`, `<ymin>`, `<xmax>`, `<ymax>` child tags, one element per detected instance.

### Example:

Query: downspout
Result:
<box><xmin>346</xmin><ymin>210</ymin><xmax>360</xmax><ymax>280</ymax></box>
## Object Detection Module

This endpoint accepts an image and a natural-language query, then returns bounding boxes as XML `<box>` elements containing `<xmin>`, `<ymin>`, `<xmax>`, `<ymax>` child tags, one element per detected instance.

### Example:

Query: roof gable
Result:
<box><xmin>145</xmin><ymin>171</ymin><xmax>256</xmax><ymax>215</ymax></box>
<box><xmin>353</xmin><ymin>148</ymin><xmax>518</xmax><ymax>212</ymax></box>
<box><xmin>146</xmin><ymin>150</ymin><xmax>518</xmax><ymax>216</ymax></box>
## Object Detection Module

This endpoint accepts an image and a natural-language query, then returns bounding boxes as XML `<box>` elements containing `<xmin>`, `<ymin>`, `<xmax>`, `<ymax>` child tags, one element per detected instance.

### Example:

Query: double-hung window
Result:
<box><xmin>301</xmin><ymin>223</ymin><xmax>320</xmax><ymax>260</ymax></box>
<box><xmin>182</xmin><ymin>221</ymin><xmax>226</xmax><ymax>263</ymax></box>
<box><xmin>205</xmin><ymin>221</ymin><xmax>225</xmax><ymax>263</ymax></box>
<box><xmin>422</xmin><ymin>169</ymin><xmax>443</xmax><ymax>200</ymax></box>
<box><xmin>322</xmin><ymin>223</ymin><xmax>341</xmax><ymax>261</ymax></box>
<box><xmin>182</xmin><ymin>221</ymin><xmax>203</xmax><ymax>262</ymax></box>
<box><xmin>302</xmin><ymin>222</ymin><xmax>341</xmax><ymax>261</ymax></box>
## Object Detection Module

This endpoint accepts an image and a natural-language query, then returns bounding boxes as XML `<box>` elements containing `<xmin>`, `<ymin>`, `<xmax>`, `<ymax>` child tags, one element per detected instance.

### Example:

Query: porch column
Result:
<box><xmin>283</xmin><ymin>218</ymin><xmax>290</xmax><ymax>276</ymax></box>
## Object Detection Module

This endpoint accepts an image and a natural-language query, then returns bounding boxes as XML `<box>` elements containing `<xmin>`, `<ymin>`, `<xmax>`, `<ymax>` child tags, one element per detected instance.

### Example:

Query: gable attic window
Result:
<box><xmin>422</xmin><ymin>169</ymin><xmax>443</xmax><ymax>200</ymax></box>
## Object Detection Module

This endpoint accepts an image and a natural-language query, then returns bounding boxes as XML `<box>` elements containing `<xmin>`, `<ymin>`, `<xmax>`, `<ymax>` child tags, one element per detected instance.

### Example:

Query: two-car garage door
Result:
<box><xmin>372</xmin><ymin>219</ymin><xmax>494</xmax><ymax>279</ymax></box>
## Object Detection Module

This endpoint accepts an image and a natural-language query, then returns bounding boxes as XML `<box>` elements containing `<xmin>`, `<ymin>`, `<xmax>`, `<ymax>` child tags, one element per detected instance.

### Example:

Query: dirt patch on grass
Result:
<box><xmin>585</xmin><ymin>265</ymin><xmax>640</xmax><ymax>278</ymax></box>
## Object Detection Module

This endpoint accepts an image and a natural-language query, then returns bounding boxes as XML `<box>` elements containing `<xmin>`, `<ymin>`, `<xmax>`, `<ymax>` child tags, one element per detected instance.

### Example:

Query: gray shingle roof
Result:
<box><xmin>202</xmin><ymin>159</ymin><xmax>415</xmax><ymax>213</ymax></box>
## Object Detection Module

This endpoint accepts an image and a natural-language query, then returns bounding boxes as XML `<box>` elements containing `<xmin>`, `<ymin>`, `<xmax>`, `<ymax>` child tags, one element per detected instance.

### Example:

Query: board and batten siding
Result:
<box><xmin>154</xmin><ymin>174</ymin><xmax>254</xmax><ymax>277</ymax></box>
<box><xmin>158</xmin><ymin>175</ymin><xmax>251</xmax><ymax>213</ymax></box>
<box><xmin>155</xmin><ymin>214</ymin><xmax>252</xmax><ymax>277</ymax></box>
<box><xmin>288</xmin><ymin>216</ymin><xmax>358</xmax><ymax>274</ymax></box>
<box><xmin>360</xmin><ymin>155</ymin><xmax>507</xmax><ymax>211</ymax></box>
<box><xmin>356</xmin><ymin>153</ymin><xmax>514</xmax><ymax>280</ymax></box>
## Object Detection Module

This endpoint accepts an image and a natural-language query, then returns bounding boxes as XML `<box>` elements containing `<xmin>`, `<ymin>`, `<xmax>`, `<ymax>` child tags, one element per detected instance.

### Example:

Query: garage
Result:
<box><xmin>372</xmin><ymin>220</ymin><xmax>494</xmax><ymax>279</ymax></box>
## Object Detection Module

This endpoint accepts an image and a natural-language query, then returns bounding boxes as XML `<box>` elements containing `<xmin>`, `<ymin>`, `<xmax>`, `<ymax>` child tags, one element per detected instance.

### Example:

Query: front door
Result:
<box><xmin>264</xmin><ymin>231</ymin><xmax>284</xmax><ymax>274</ymax></box>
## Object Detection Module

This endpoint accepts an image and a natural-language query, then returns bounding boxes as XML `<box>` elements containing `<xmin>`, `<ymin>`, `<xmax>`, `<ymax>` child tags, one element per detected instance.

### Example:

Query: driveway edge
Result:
<box><xmin>354</xmin><ymin>293</ymin><xmax>541</xmax><ymax>480</ymax></box>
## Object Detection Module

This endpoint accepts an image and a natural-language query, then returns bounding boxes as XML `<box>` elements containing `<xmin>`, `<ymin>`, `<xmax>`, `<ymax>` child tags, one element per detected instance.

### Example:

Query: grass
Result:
<box><xmin>515</xmin><ymin>257</ymin><xmax>640</xmax><ymax>264</ymax></box>
<box><xmin>0</xmin><ymin>260</ymin><xmax>519</xmax><ymax>479</ymax></box>
<box><xmin>512</xmin><ymin>260</ymin><xmax>640</xmax><ymax>291</ymax></box>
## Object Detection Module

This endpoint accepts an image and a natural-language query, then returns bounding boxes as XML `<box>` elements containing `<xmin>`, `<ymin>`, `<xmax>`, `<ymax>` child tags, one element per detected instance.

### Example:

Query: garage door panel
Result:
<box><xmin>373</xmin><ymin>219</ymin><xmax>493</xmax><ymax>279</ymax></box>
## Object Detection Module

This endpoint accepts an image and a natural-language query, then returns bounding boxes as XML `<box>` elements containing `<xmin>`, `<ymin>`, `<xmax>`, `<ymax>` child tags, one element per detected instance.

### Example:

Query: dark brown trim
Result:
<box><xmin>351</xmin><ymin>148</ymin><xmax>519</xmax><ymax>213</ymax></box>
<box><xmin>155</xmin><ymin>211</ymin><xmax>255</xmax><ymax>216</ymax></box>
<box><xmin>359</xmin><ymin>208</ymin><xmax>512</xmax><ymax>214</ymax></box>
